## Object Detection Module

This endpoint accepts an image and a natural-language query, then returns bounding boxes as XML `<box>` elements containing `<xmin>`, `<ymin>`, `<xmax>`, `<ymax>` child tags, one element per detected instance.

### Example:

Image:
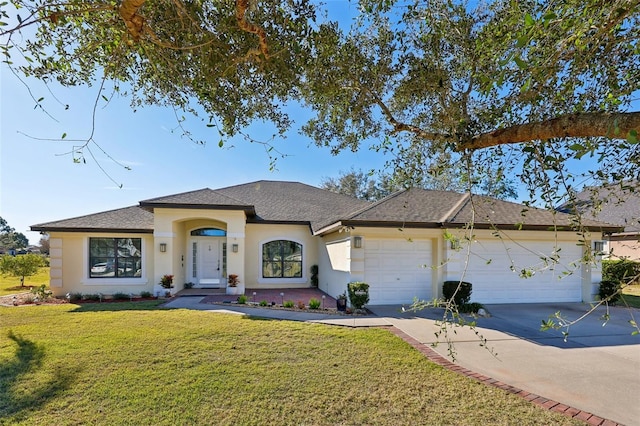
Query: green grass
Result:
<box><xmin>0</xmin><ymin>267</ymin><xmax>50</xmax><ymax>297</ymax></box>
<box><xmin>0</xmin><ymin>304</ymin><xmax>581</xmax><ymax>425</ymax></box>
<box><xmin>620</xmin><ymin>284</ymin><xmax>640</xmax><ymax>308</ymax></box>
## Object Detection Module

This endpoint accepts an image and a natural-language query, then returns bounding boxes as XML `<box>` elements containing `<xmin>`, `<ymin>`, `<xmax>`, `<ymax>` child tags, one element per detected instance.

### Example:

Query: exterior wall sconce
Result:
<box><xmin>232</xmin><ymin>243</ymin><xmax>239</xmax><ymax>253</ymax></box>
<box><xmin>159</xmin><ymin>243</ymin><xmax>167</xmax><ymax>252</ymax></box>
<box><xmin>353</xmin><ymin>236</ymin><xmax>362</xmax><ymax>249</ymax></box>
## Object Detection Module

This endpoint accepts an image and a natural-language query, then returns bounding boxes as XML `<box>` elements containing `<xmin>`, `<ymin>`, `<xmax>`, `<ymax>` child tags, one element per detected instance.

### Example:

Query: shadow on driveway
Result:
<box><xmin>370</xmin><ymin>302</ymin><xmax>640</xmax><ymax>349</ymax></box>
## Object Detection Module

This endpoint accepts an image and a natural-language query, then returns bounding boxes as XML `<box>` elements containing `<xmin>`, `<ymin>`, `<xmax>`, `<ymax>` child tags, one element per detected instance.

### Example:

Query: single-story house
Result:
<box><xmin>557</xmin><ymin>185</ymin><xmax>640</xmax><ymax>261</ymax></box>
<box><xmin>32</xmin><ymin>180</ymin><xmax>621</xmax><ymax>304</ymax></box>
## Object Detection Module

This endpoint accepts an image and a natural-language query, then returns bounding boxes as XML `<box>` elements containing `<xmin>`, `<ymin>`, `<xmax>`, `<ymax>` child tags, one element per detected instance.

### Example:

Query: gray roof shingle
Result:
<box><xmin>31</xmin><ymin>181</ymin><xmax>621</xmax><ymax>234</ymax></box>
<box><xmin>557</xmin><ymin>184</ymin><xmax>640</xmax><ymax>233</ymax></box>
<box><xmin>31</xmin><ymin>206</ymin><xmax>154</xmax><ymax>233</ymax></box>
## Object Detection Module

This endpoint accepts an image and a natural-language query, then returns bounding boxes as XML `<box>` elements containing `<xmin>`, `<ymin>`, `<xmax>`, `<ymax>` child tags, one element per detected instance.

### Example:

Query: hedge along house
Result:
<box><xmin>31</xmin><ymin>180</ymin><xmax>621</xmax><ymax>304</ymax></box>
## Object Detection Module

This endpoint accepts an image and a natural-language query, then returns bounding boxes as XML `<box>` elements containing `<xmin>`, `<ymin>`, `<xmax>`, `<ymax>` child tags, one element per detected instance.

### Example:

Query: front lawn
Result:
<box><xmin>0</xmin><ymin>267</ymin><xmax>50</xmax><ymax>297</ymax></box>
<box><xmin>621</xmin><ymin>284</ymin><xmax>640</xmax><ymax>308</ymax></box>
<box><xmin>0</xmin><ymin>304</ymin><xmax>580</xmax><ymax>425</ymax></box>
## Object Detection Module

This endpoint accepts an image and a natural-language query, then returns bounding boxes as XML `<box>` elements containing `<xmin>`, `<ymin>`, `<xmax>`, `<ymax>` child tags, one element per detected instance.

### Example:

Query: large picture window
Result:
<box><xmin>262</xmin><ymin>240</ymin><xmax>302</xmax><ymax>278</ymax></box>
<box><xmin>89</xmin><ymin>238</ymin><xmax>142</xmax><ymax>278</ymax></box>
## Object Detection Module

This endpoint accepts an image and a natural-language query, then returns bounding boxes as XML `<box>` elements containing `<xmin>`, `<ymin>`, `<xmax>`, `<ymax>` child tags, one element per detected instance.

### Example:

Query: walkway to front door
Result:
<box><xmin>177</xmin><ymin>287</ymin><xmax>337</xmax><ymax>307</ymax></box>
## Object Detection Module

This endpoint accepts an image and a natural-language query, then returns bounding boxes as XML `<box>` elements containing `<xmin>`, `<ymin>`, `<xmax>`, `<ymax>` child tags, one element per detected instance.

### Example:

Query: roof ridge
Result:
<box><xmin>439</xmin><ymin>192</ymin><xmax>470</xmax><ymax>223</ymax></box>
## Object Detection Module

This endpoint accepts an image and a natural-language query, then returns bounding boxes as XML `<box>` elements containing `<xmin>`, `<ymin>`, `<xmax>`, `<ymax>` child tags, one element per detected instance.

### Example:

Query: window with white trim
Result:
<box><xmin>89</xmin><ymin>238</ymin><xmax>142</xmax><ymax>278</ymax></box>
<box><xmin>262</xmin><ymin>240</ymin><xmax>302</xmax><ymax>278</ymax></box>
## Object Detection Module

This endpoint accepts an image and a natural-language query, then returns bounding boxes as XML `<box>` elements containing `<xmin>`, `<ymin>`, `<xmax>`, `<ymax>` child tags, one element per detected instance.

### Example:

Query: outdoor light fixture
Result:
<box><xmin>232</xmin><ymin>243</ymin><xmax>239</xmax><ymax>253</ymax></box>
<box><xmin>353</xmin><ymin>236</ymin><xmax>362</xmax><ymax>248</ymax></box>
<box><xmin>159</xmin><ymin>243</ymin><xmax>167</xmax><ymax>252</ymax></box>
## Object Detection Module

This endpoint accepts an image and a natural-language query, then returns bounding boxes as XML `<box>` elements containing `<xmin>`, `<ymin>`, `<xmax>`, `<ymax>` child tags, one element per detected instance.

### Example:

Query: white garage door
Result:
<box><xmin>364</xmin><ymin>239</ymin><xmax>432</xmax><ymax>305</ymax></box>
<box><xmin>464</xmin><ymin>240</ymin><xmax>583</xmax><ymax>304</ymax></box>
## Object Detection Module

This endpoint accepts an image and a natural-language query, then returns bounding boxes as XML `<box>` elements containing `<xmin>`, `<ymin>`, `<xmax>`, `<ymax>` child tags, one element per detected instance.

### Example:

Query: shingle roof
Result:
<box><xmin>216</xmin><ymin>181</ymin><xmax>370</xmax><ymax>232</ymax></box>
<box><xmin>31</xmin><ymin>206</ymin><xmax>154</xmax><ymax>233</ymax></box>
<box><xmin>342</xmin><ymin>188</ymin><xmax>465</xmax><ymax>226</ymax></box>
<box><xmin>557</xmin><ymin>184</ymin><xmax>640</xmax><ymax>233</ymax></box>
<box><xmin>331</xmin><ymin>188</ymin><xmax>621</xmax><ymax>233</ymax></box>
<box><xmin>139</xmin><ymin>188</ymin><xmax>254</xmax><ymax>213</ymax></box>
<box><xmin>31</xmin><ymin>181</ymin><xmax>622</xmax><ymax>235</ymax></box>
<box><xmin>450</xmin><ymin>194</ymin><xmax>620</xmax><ymax>231</ymax></box>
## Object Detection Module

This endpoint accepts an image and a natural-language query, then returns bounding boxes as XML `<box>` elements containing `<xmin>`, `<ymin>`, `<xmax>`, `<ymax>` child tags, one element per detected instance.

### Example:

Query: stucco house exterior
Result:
<box><xmin>557</xmin><ymin>185</ymin><xmax>640</xmax><ymax>261</ymax></box>
<box><xmin>32</xmin><ymin>180</ymin><xmax>621</xmax><ymax>305</ymax></box>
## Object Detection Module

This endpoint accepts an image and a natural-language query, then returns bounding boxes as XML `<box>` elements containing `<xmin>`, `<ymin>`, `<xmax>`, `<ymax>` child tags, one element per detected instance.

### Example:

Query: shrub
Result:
<box><xmin>67</xmin><ymin>292</ymin><xmax>83</xmax><ymax>302</ymax></box>
<box><xmin>602</xmin><ymin>260</ymin><xmax>640</xmax><ymax>285</ymax></box>
<box><xmin>308</xmin><ymin>298</ymin><xmax>321</xmax><ymax>309</ymax></box>
<box><xmin>140</xmin><ymin>291</ymin><xmax>153</xmax><ymax>298</ymax></box>
<box><xmin>599</xmin><ymin>280</ymin><xmax>621</xmax><ymax>304</ymax></box>
<box><xmin>259</xmin><ymin>300</ymin><xmax>268</xmax><ymax>307</ymax></box>
<box><xmin>112</xmin><ymin>292</ymin><xmax>130</xmax><ymax>300</ymax></box>
<box><xmin>347</xmin><ymin>281</ymin><xmax>370</xmax><ymax>309</ymax></box>
<box><xmin>30</xmin><ymin>284</ymin><xmax>52</xmax><ymax>301</ymax></box>
<box><xmin>184</xmin><ymin>282</ymin><xmax>194</xmax><ymax>289</ymax></box>
<box><xmin>283</xmin><ymin>300</ymin><xmax>295</xmax><ymax>308</ymax></box>
<box><xmin>83</xmin><ymin>293</ymin><xmax>101</xmax><ymax>301</ymax></box>
<box><xmin>237</xmin><ymin>294</ymin><xmax>248</xmax><ymax>304</ymax></box>
<box><xmin>297</xmin><ymin>300</ymin><xmax>306</xmax><ymax>309</ymax></box>
<box><xmin>460</xmin><ymin>302</ymin><xmax>484</xmax><ymax>314</ymax></box>
<box><xmin>442</xmin><ymin>281</ymin><xmax>472</xmax><ymax>306</ymax></box>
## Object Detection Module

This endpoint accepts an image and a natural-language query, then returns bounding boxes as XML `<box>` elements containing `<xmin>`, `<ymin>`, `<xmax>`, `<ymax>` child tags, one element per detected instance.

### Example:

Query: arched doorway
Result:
<box><xmin>188</xmin><ymin>228</ymin><xmax>227</xmax><ymax>288</ymax></box>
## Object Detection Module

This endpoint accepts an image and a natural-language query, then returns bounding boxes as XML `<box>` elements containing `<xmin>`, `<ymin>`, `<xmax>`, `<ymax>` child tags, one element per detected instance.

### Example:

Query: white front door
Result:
<box><xmin>189</xmin><ymin>238</ymin><xmax>226</xmax><ymax>288</ymax></box>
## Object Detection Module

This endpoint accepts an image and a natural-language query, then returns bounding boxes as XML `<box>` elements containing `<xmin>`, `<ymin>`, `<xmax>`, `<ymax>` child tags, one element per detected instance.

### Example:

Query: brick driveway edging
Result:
<box><xmin>387</xmin><ymin>326</ymin><xmax>622</xmax><ymax>426</ymax></box>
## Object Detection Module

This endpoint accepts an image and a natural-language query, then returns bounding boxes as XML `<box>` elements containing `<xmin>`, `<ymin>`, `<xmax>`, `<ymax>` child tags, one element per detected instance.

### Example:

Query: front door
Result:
<box><xmin>189</xmin><ymin>238</ymin><xmax>226</xmax><ymax>288</ymax></box>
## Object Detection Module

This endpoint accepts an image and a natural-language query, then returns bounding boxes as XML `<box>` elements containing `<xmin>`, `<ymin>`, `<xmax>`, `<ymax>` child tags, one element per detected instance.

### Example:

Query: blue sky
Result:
<box><xmin>0</xmin><ymin>1</ymin><xmax>383</xmax><ymax>244</ymax></box>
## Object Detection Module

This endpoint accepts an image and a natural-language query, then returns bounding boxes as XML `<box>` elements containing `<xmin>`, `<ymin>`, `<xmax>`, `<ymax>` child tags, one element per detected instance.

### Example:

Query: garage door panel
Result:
<box><xmin>364</xmin><ymin>238</ymin><xmax>433</xmax><ymax>305</ymax></box>
<box><xmin>465</xmin><ymin>241</ymin><xmax>583</xmax><ymax>304</ymax></box>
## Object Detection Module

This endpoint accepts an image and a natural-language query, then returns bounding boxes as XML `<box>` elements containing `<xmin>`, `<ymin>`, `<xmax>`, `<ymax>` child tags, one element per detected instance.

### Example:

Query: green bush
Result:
<box><xmin>442</xmin><ymin>281</ymin><xmax>472</xmax><ymax>306</ymax></box>
<box><xmin>140</xmin><ymin>291</ymin><xmax>153</xmax><ymax>298</ymax></box>
<box><xmin>599</xmin><ymin>280</ymin><xmax>621</xmax><ymax>304</ymax></box>
<box><xmin>602</xmin><ymin>260</ymin><xmax>640</xmax><ymax>285</ymax></box>
<box><xmin>112</xmin><ymin>292</ymin><xmax>130</xmax><ymax>300</ymax></box>
<box><xmin>347</xmin><ymin>281</ymin><xmax>370</xmax><ymax>309</ymax></box>
<box><xmin>283</xmin><ymin>300</ymin><xmax>295</xmax><ymax>308</ymax></box>
<box><xmin>83</xmin><ymin>293</ymin><xmax>101</xmax><ymax>301</ymax></box>
<box><xmin>259</xmin><ymin>300</ymin><xmax>268</xmax><ymax>307</ymax></box>
<box><xmin>68</xmin><ymin>292</ymin><xmax>83</xmax><ymax>302</ymax></box>
<box><xmin>237</xmin><ymin>294</ymin><xmax>248</xmax><ymax>304</ymax></box>
<box><xmin>308</xmin><ymin>298</ymin><xmax>321</xmax><ymax>309</ymax></box>
<box><xmin>460</xmin><ymin>302</ymin><xmax>484</xmax><ymax>314</ymax></box>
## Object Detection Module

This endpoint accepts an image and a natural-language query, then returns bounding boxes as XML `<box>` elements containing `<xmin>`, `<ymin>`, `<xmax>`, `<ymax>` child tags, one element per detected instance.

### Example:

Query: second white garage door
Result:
<box><xmin>462</xmin><ymin>240</ymin><xmax>584</xmax><ymax>304</ymax></box>
<box><xmin>364</xmin><ymin>238</ymin><xmax>433</xmax><ymax>305</ymax></box>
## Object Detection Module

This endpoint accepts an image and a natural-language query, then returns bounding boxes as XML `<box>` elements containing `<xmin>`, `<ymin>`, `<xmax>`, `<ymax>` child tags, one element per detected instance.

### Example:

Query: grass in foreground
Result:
<box><xmin>620</xmin><ymin>284</ymin><xmax>640</xmax><ymax>308</ymax></box>
<box><xmin>0</xmin><ymin>304</ymin><xmax>581</xmax><ymax>425</ymax></box>
<box><xmin>0</xmin><ymin>267</ymin><xmax>50</xmax><ymax>297</ymax></box>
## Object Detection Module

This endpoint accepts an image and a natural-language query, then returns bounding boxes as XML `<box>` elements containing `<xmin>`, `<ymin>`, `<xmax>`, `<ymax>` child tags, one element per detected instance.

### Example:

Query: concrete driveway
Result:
<box><xmin>369</xmin><ymin>303</ymin><xmax>640</xmax><ymax>426</ymax></box>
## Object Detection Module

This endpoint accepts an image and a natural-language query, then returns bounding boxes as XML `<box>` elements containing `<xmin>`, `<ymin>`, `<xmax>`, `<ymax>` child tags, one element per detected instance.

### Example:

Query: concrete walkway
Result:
<box><xmin>164</xmin><ymin>297</ymin><xmax>639</xmax><ymax>425</ymax></box>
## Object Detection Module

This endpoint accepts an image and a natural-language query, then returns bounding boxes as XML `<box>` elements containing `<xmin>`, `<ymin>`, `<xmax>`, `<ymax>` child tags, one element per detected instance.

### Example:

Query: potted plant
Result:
<box><xmin>226</xmin><ymin>274</ymin><xmax>244</xmax><ymax>295</ymax></box>
<box><xmin>158</xmin><ymin>274</ymin><xmax>174</xmax><ymax>297</ymax></box>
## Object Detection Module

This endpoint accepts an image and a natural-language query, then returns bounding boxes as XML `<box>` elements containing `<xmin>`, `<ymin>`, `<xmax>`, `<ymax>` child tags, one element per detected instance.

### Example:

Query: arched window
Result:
<box><xmin>262</xmin><ymin>240</ymin><xmax>302</xmax><ymax>278</ymax></box>
<box><xmin>190</xmin><ymin>228</ymin><xmax>226</xmax><ymax>237</ymax></box>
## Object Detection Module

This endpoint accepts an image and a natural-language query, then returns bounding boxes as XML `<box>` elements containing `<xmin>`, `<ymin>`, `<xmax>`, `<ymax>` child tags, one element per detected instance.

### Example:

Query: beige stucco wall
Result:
<box><xmin>243</xmin><ymin>223</ymin><xmax>318</xmax><ymax>289</ymax></box>
<box><xmin>319</xmin><ymin>227</ymin><xmax>443</xmax><ymax>300</ymax></box>
<box><xmin>608</xmin><ymin>235</ymin><xmax>640</xmax><ymax>261</ymax></box>
<box><xmin>47</xmin><ymin>232</ymin><xmax>154</xmax><ymax>297</ymax></box>
<box><xmin>152</xmin><ymin>208</ymin><xmax>246</xmax><ymax>291</ymax></box>
<box><xmin>317</xmin><ymin>232</ymin><xmax>354</xmax><ymax>297</ymax></box>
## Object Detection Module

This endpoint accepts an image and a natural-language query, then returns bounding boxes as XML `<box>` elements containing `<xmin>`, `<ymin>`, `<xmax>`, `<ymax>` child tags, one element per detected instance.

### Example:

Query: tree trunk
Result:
<box><xmin>461</xmin><ymin>112</ymin><xmax>640</xmax><ymax>151</ymax></box>
<box><xmin>119</xmin><ymin>0</ymin><xmax>146</xmax><ymax>41</ymax></box>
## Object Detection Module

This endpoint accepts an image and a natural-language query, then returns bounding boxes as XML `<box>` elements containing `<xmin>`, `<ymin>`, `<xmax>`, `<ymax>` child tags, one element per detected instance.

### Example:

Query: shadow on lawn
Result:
<box><xmin>68</xmin><ymin>300</ymin><xmax>166</xmax><ymax>313</ymax></box>
<box><xmin>0</xmin><ymin>331</ymin><xmax>76</xmax><ymax>421</ymax></box>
